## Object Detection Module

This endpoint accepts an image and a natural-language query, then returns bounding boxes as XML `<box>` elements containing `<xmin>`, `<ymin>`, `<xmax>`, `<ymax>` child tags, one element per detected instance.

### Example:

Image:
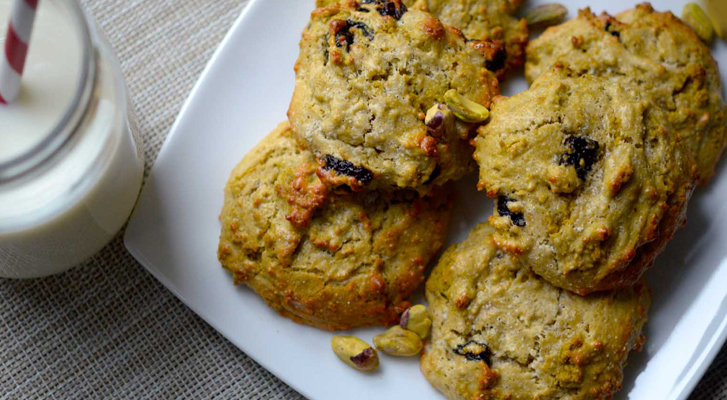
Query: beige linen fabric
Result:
<box><xmin>0</xmin><ymin>0</ymin><xmax>724</xmax><ymax>398</ymax></box>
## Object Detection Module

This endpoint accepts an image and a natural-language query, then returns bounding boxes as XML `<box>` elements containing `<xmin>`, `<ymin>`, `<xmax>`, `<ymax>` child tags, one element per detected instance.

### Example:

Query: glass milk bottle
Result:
<box><xmin>0</xmin><ymin>0</ymin><xmax>144</xmax><ymax>278</ymax></box>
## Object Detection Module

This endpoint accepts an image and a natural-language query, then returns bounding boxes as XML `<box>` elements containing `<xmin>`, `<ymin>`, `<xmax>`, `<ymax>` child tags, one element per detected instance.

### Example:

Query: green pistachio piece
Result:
<box><xmin>683</xmin><ymin>3</ymin><xmax>715</xmax><ymax>42</ymax></box>
<box><xmin>331</xmin><ymin>335</ymin><xmax>379</xmax><ymax>372</ymax></box>
<box><xmin>424</xmin><ymin>104</ymin><xmax>455</xmax><ymax>138</ymax></box>
<box><xmin>444</xmin><ymin>89</ymin><xmax>490</xmax><ymax>123</ymax></box>
<box><xmin>373</xmin><ymin>326</ymin><xmax>423</xmax><ymax>357</ymax></box>
<box><xmin>524</xmin><ymin>3</ymin><xmax>568</xmax><ymax>28</ymax></box>
<box><xmin>704</xmin><ymin>0</ymin><xmax>727</xmax><ymax>42</ymax></box>
<box><xmin>400</xmin><ymin>304</ymin><xmax>432</xmax><ymax>339</ymax></box>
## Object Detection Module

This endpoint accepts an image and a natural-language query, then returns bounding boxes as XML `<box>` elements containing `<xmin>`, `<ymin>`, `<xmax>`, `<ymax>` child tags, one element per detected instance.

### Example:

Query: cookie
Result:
<box><xmin>288</xmin><ymin>0</ymin><xmax>501</xmax><ymax>192</ymax></box>
<box><xmin>217</xmin><ymin>122</ymin><xmax>453</xmax><ymax>330</ymax></box>
<box><xmin>421</xmin><ymin>223</ymin><xmax>651</xmax><ymax>400</ymax></box>
<box><xmin>473</xmin><ymin>66</ymin><xmax>695</xmax><ymax>294</ymax></box>
<box><xmin>410</xmin><ymin>0</ymin><xmax>527</xmax><ymax>74</ymax></box>
<box><xmin>316</xmin><ymin>0</ymin><xmax>528</xmax><ymax>74</ymax></box>
<box><xmin>526</xmin><ymin>4</ymin><xmax>727</xmax><ymax>185</ymax></box>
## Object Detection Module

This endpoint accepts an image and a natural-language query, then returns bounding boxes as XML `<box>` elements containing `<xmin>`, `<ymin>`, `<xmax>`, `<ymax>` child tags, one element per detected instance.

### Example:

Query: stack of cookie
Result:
<box><xmin>217</xmin><ymin>0</ymin><xmax>727</xmax><ymax>398</ymax></box>
<box><xmin>422</xmin><ymin>3</ymin><xmax>726</xmax><ymax>400</ymax></box>
<box><xmin>218</xmin><ymin>0</ymin><xmax>520</xmax><ymax>331</ymax></box>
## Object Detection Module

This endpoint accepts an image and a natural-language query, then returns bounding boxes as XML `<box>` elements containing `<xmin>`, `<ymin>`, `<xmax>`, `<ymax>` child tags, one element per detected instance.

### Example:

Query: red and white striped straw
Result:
<box><xmin>0</xmin><ymin>0</ymin><xmax>39</xmax><ymax>104</ymax></box>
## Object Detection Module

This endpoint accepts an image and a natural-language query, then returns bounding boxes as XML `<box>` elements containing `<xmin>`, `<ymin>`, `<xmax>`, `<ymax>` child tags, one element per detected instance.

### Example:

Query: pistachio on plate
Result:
<box><xmin>704</xmin><ymin>0</ymin><xmax>727</xmax><ymax>41</ymax></box>
<box><xmin>331</xmin><ymin>335</ymin><xmax>379</xmax><ymax>372</ymax></box>
<box><xmin>400</xmin><ymin>304</ymin><xmax>432</xmax><ymax>339</ymax></box>
<box><xmin>524</xmin><ymin>3</ymin><xmax>568</xmax><ymax>28</ymax></box>
<box><xmin>373</xmin><ymin>326</ymin><xmax>423</xmax><ymax>357</ymax></box>
<box><xmin>682</xmin><ymin>3</ymin><xmax>714</xmax><ymax>42</ymax></box>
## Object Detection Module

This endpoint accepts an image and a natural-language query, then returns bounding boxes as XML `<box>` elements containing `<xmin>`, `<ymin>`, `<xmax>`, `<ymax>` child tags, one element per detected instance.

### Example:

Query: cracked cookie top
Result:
<box><xmin>421</xmin><ymin>223</ymin><xmax>651</xmax><ymax>400</ymax></box>
<box><xmin>317</xmin><ymin>0</ymin><xmax>528</xmax><ymax>75</ymax></box>
<box><xmin>410</xmin><ymin>0</ymin><xmax>527</xmax><ymax>74</ymax></box>
<box><xmin>526</xmin><ymin>3</ymin><xmax>727</xmax><ymax>185</ymax></box>
<box><xmin>288</xmin><ymin>0</ymin><xmax>500</xmax><ymax>192</ymax></box>
<box><xmin>217</xmin><ymin>121</ymin><xmax>453</xmax><ymax>330</ymax></box>
<box><xmin>473</xmin><ymin>66</ymin><xmax>696</xmax><ymax>294</ymax></box>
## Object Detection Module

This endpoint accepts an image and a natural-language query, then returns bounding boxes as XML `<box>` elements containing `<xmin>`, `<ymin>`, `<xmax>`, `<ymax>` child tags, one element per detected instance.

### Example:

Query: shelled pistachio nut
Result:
<box><xmin>331</xmin><ymin>336</ymin><xmax>379</xmax><ymax>372</ymax></box>
<box><xmin>683</xmin><ymin>3</ymin><xmax>714</xmax><ymax>42</ymax></box>
<box><xmin>424</xmin><ymin>104</ymin><xmax>455</xmax><ymax>138</ymax></box>
<box><xmin>525</xmin><ymin>3</ymin><xmax>568</xmax><ymax>28</ymax></box>
<box><xmin>704</xmin><ymin>0</ymin><xmax>727</xmax><ymax>41</ymax></box>
<box><xmin>373</xmin><ymin>326</ymin><xmax>423</xmax><ymax>357</ymax></box>
<box><xmin>444</xmin><ymin>89</ymin><xmax>490</xmax><ymax>123</ymax></box>
<box><xmin>400</xmin><ymin>304</ymin><xmax>432</xmax><ymax>339</ymax></box>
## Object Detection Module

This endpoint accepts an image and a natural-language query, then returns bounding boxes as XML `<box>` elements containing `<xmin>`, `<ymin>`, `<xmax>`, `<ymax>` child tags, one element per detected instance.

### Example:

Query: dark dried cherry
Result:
<box><xmin>372</xmin><ymin>0</ymin><xmax>407</xmax><ymax>20</ymax></box>
<box><xmin>331</xmin><ymin>20</ymin><xmax>375</xmax><ymax>51</ymax></box>
<box><xmin>321</xmin><ymin>155</ymin><xmax>374</xmax><ymax>185</ymax></box>
<box><xmin>331</xmin><ymin>20</ymin><xmax>354</xmax><ymax>49</ymax></box>
<box><xmin>469</xmin><ymin>40</ymin><xmax>507</xmax><ymax>74</ymax></box>
<box><xmin>346</xmin><ymin>19</ymin><xmax>375</xmax><ymax>41</ymax></box>
<box><xmin>604</xmin><ymin>21</ymin><xmax>620</xmax><ymax>38</ymax></box>
<box><xmin>497</xmin><ymin>196</ymin><xmax>526</xmax><ymax>227</ymax></box>
<box><xmin>559</xmin><ymin>136</ymin><xmax>600</xmax><ymax>180</ymax></box>
<box><xmin>485</xmin><ymin>47</ymin><xmax>507</xmax><ymax>72</ymax></box>
<box><xmin>453</xmin><ymin>341</ymin><xmax>492</xmax><ymax>365</ymax></box>
<box><xmin>423</xmin><ymin>166</ymin><xmax>441</xmax><ymax>185</ymax></box>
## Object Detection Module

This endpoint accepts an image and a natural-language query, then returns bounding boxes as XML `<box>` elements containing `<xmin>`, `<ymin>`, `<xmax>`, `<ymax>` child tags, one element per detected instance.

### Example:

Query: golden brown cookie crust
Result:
<box><xmin>526</xmin><ymin>3</ymin><xmax>727</xmax><ymax>185</ymax></box>
<box><xmin>289</xmin><ymin>1</ymin><xmax>500</xmax><ymax>192</ymax></box>
<box><xmin>411</xmin><ymin>0</ymin><xmax>528</xmax><ymax>74</ymax></box>
<box><xmin>473</xmin><ymin>65</ymin><xmax>695</xmax><ymax>294</ymax></box>
<box><xmin>421</xmin><ymin>223</ymin><xmax>651</xmax><ymax>400</ymax></box>
<box><xmin>316</xmin><ymin>0</ymin><xmax>528</xmax><ymax>74</ymax></box>
<box><xmin>218</xmin><ymin>122</ymin><xmax>453</xmax><ymax>330</ymax></box>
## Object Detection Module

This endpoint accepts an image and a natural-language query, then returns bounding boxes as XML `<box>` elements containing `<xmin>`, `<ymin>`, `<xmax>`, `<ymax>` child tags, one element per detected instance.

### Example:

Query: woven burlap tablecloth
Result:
<box><xmin>0</xmin><ymin>0</ymin><xmax>725</xmax><ymax>398</ymax></box>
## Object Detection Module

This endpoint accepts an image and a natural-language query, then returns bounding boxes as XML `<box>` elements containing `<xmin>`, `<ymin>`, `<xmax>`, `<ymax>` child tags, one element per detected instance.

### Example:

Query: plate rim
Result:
<box><xmin>671</xmin><ymin>292</ymin><xmax>727</xmax><ymax>400</ymax></box>
<box><xmin>123</xmin><ymin>0</ymin><xmax>322</xmax><ymax>398</ymax></box>
<box><xmin>123</xmin><ymin>1</ymin><xmax>727</xmax><ymax>398</ymax></box>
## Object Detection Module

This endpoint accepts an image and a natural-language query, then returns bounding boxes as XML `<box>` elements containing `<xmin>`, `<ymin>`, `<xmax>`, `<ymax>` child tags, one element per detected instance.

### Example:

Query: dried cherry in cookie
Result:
<box><xmin>604</xmin><ymin>21</ymin><xmax>621</xmax><ymax>38</ymax></box>
<box><xmin>346</xmin><ymin>20</ymin><xmax>374</xmax><ymax>40</ymax></box>
<box><xmin>318</xmin><ymin>154</ymin><xmax>374</xmax><ymax>190</ymax></box>
<box><xmin>316</xmin><ymin>0</ymin><xmax>528</xmax><ymax>75</ymax></box>
<box><xmin>290</xmin><ymin>2</ymin><xmax>499</xmax><ymax>191</ymax></box>
<box><xmin>421</xmin><ymin>223</ymin><xmax>651</xmax><ymax>400</ymax></box>
<box><xmin>526</xmin><ymin>4</ymin><xmax>726</xmax><ymax>185</ymax></box>
<box><xmin>218</xmin><ymin>122</ymin><xmax>453</xmax><ymax>330</ymax></box>
<box><xmin>453</xmin><ymin>341</ymin><xmax>492</xmax><ymax>365</ymax></box>
<box><xmin>474</xmin><ymin>66</ymin><xmax>694</xmax><ymax>294</ymax></box>
<box><xmin>371</xmin><ymin>0</ymin><xmax>407</xmax><ymax>20</ymax></box>
<box><xmin>559</xmin><ymin>136</ymin><xmax>600</xmax><ymax>180</ymax></box>
<box><xmin>496</xmin><ymin>196</ymin><xmax>525</xmax><ymax>227</ymax></box>
<box><xmin>330</xmin><ymin>20</ymin><xmax>354</xmax><ymax>49</ymax></box>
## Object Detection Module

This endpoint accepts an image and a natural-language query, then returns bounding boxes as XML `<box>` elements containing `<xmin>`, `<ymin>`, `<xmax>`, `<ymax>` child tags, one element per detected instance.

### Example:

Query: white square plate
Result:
<box><xmin>124</xmin><ymin>1</ymin><xmax>727</xmax><ymax>399</ymax></box>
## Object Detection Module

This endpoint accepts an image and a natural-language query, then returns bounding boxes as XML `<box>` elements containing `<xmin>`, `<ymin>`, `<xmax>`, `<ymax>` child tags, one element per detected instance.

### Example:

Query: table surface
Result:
<box><xmin>0</xmin><ymin>0</ymin><xmax>726</xmax><ymax>399</ymax></box>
